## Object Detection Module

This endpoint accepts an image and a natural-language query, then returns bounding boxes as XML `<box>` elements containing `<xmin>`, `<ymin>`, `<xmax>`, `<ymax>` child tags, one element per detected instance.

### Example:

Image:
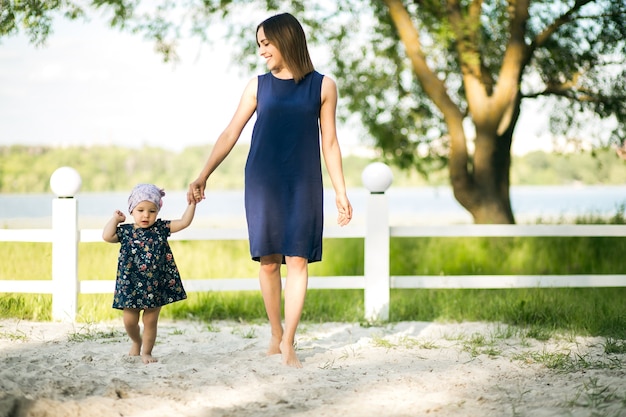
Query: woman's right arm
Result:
<box><xmin>188</xmin><ymin>78</ymin><xmax>258</xmax><ymax>204</ymax></box>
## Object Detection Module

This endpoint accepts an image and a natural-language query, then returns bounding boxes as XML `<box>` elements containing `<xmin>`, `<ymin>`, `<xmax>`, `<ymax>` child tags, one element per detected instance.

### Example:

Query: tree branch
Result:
<box><xmin>493</xmin><ymin>0</ymin><xmax>529</xmax><ymax>111</ymax></box>
<box><xmin>526</xmin><ymin>0</ymin><xmax>595</xmax><ymax>63</ymax></box>
<box><xmin>382</xmin><ymin>0</ymin><xmax>471</xmax><ymax>189</ymax></box>
<box><xmin>382</xmin><ymin>0</ymin><xmax>461</xmax><ymax>122</ymax></box>
<box><xmin>446</xmin><ymin>0</ymin><xmax>490</xmax><ymax>97</ymax></box>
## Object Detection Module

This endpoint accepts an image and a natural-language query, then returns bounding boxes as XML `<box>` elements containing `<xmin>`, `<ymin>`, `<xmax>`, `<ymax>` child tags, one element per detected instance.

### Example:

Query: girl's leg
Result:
<box><xmin>123</xmin><ymin>308</ymin><xmax>142</xmax><ymax>356</ymax></box>
<box><xmin>281</xmin><ymin>255</ymin><xmax>308</xmax><ymax>368</ymax></box>
<box><xmin>140</xmin><ymin>307</ymin><xmax>161</xmax><ymax>364</ymax></box>
<box><xmin>259</xmin><ymin>254</ymin><xmax>283</xmax><ymax>356</ymax></box>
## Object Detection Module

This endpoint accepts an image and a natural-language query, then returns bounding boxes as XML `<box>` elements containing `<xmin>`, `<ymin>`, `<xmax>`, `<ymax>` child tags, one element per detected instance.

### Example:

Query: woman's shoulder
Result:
<box><xmin>320</xmin><ymin>73</ymin><xmax>337</xmax><ymax>95</ymax></box>
<box><xmin>310</xmin><ymin>70</ymin><xmax>334</xmax><ymax>87</ymax></box>
<box><xmin>257</xmin><ymin>72</ymin><xmax>274</xmax><ymax>85</ymax></box>
<box><xmin>242</xmin><ymin>76</ymin><xmax>260</xmax><ymax>95</ymax></box>
<box><xmin>307</xmin><ymin>70</ymin><xmax>324</xmax><ymax>81</ymax></box>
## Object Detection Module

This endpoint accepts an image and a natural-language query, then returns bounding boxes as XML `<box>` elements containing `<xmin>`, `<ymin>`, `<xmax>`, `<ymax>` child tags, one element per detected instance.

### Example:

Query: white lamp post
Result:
<box><xmin>50</xmin><ymin>167</ymin><xmax>82</xmax><ymax>322</ymax></box>
<box><xmin>361</xmin><ymin>162</ymin><xmax>393</xmax><ymax>194</ymax></box>
<box><xmin>361</xmin><ymin>162</ymin><xmax>393</xmax><ymax>322</ymax></box>
<box><xmin>50</xmin><ymin>166</ymin><xmax>82</xmax><ymax>198</ymax></box>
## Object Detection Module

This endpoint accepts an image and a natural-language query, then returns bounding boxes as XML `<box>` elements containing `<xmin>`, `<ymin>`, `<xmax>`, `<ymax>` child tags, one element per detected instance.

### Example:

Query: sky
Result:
<box><xmin>0</xmin><ymin>12</ymin><xmax>552</xmax><ymax>155</ymax></box>
<box><xmin>0</xmin><ymin>14</ymin><xmax>255</xmax><ymax>152</ymax></box>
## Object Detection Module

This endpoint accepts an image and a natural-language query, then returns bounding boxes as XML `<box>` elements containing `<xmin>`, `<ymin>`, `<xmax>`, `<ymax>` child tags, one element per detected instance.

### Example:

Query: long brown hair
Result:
<box><xmin>256</xmin><ymin>13</ymin><xmax>314</xmax><ymax>83</ymax></box>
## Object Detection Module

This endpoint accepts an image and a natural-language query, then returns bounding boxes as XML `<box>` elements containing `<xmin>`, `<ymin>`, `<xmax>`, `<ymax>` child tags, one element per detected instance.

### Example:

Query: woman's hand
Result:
<box><xmin>336</xmin><ymin>194</ymin><xmax>353</xmax><ymax>226</ymax></box>
<box><xmin>187</xmin><ymin>178</ymin><xmax>206</xmax><ymax>204</ymax></box>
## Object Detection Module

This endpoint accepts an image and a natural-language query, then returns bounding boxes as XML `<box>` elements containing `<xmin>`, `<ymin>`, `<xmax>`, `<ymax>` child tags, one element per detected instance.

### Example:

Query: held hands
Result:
<box><xmin>336</xmin><ymin>194</ymin><xmax>353</xmax><ymax>227</ymax></box>
<box><xmin>187</xmin><ymin>179</ymin><xmax>206</xmax><ymax>204</ymax></box>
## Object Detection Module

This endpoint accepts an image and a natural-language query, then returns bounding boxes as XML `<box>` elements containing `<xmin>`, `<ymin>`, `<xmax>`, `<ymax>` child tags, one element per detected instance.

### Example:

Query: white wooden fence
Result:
<box><xmin>1</xmin><ymin>165</ymin><xmax>625</xmax><ymax>322</ymax></box>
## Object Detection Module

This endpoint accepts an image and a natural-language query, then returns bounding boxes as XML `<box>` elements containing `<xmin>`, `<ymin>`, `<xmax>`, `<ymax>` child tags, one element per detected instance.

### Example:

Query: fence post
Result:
<box><xmin>50</xmin><ymin>167</ymin><xmax>82</xmax><ymax>322</ymax></box>
<box><xmin>361</xmin><ymin>162</ymin><xmax>393</xmax><ymax>322</ymax></box>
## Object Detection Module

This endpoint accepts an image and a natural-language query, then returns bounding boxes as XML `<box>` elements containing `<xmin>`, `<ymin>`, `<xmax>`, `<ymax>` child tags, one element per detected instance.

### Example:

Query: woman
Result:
<box><xmin>188</xmin><ymin>12</ymin><xmax>352</xmax><ymax>368</ymax></box>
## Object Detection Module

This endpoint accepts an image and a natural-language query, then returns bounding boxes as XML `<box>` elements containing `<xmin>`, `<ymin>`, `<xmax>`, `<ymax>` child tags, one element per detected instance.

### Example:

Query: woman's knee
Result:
<box><xmin>260</xmin><ymin>254</ymin><xmax>282</xmax><ymax>273</ymax></box>
<box><xmin>285</xmin><ymin>256</ymin><xmax>308</xmax><ymax>273</ymax></box>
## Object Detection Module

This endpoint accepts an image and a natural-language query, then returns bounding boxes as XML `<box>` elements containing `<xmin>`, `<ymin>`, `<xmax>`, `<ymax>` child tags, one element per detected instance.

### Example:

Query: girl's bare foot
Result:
<box><xmin>141</xmin><ymin>354</ymin><xmax>158</xmax><ymax>364</ymax></box>
<box><xmin>279</xmin><ymin>340</ymin><xmax>302</xmax><ymax>368</ymax></box>
<box><xmin>129</xmin><ymin>341</ymin><xmax>141</xmax><ymax>357</ymax></box>
<box><xmin>266</xmin><ymin>334</ymin><xmax>282</xmax><ymax>356</ymax></box>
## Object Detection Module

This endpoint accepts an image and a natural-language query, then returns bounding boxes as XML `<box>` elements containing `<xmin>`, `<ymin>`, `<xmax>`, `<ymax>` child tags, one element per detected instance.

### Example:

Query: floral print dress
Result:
<box><xmin>112</xmin><ymin>219</ymin><xmax>187</xmax><ymax>310</ymax></box>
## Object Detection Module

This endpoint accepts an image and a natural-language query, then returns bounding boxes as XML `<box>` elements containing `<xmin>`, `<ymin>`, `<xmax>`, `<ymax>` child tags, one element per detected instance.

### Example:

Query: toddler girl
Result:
<box><xmin>103</xmin><ymin>183</ymin><xmax>196</xmax><ymax>363</ymax></box>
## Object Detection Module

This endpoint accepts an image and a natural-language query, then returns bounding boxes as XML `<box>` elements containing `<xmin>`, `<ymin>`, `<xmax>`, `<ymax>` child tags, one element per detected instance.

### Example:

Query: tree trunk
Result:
<box><xmin>451</xmin><ymin>97</ymin><xmax>520</xmax><ymax>224</ymax></box>
<box><xmin>449</xmin><ymin>131</ymin><xmax>515</xmax><ymax>224</ymax></box>
<box><xmin>456</xmin><ymin>138</ymin><xmax>514</xmax><ymax>224</ymax></box>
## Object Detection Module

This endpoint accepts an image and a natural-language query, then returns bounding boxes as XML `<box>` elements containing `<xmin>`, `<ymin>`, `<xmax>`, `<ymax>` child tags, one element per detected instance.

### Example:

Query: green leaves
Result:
<box><xmin>2</xmin><ymin>0</ymin><xmax>624</xmax><ymax>222</ymax></box>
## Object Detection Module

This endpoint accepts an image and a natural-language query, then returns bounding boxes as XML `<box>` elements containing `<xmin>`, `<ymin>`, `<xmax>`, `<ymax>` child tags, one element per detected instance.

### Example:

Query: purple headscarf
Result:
<box><xmin>128</xmin><ymin>183</ymin><xmax>165</xmax><ymax>213</ymax></box>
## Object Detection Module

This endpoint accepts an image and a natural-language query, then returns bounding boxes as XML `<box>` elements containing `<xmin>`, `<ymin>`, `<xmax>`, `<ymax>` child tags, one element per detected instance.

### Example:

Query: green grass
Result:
<box><xmin>2</xmin><ymin>220</ymin><xmax>626</xmax><ymax>339</ymax></box>
<box><xmin>390</xmin><ymin>236</ymin><xmax>625</xmax><ymax>275</ymax></box>
<box><xmin>389</xmin><ymin>287</ymin><xmax>626</xmax><ymax>338</ymax></box>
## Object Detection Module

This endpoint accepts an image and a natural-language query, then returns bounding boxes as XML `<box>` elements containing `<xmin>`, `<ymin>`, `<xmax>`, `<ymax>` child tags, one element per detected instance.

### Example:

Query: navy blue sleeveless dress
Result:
<box><xmin>245</xmin><ymin>71</ymin><xmax>324</xmax><ymax>263</ymax></box>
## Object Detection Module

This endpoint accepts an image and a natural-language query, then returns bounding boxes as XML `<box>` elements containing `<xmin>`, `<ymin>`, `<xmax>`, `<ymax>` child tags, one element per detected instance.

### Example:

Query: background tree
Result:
<box><xmin>2</xmin><ymin>0</ymin><xmax>624</xmax><ymax>223</ymax></box>
<box><xmin>322</xmin><ymin>0</ymin><xmax>625</xmax><ymax>223</ymax></box>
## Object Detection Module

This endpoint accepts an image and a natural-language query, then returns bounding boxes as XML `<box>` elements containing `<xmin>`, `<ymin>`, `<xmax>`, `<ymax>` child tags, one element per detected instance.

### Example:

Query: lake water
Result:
<box><xmin>1</xmin><ymin>185</ymin><xmax>625</xmax><ymax>228</ymax></box>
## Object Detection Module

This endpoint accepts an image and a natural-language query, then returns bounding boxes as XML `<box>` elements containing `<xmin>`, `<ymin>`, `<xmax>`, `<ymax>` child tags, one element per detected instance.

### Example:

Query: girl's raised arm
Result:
<box><xmin>102</xmin><ymin>210</ymin><xmax>125</xmax><ymax>243</ymax></box>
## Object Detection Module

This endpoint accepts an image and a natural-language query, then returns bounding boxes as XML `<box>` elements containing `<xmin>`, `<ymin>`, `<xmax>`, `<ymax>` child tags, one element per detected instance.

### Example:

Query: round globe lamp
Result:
<box><xmin>50</xmin><ymin>167</ymin><xmax>82</xmax><ymax>198</ymax></box>
<box><xmin>361</xmin><ymin>162</ymin><xmax>393</xmax><ymax>193</ymax></box>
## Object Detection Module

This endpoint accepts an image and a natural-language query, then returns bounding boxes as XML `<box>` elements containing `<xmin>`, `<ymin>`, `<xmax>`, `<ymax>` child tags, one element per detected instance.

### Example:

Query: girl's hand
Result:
<box><xmin>114</xmin><ymin>209</ymin><xmax>126</xmax><ymax>223</ymax></box>
<box><xmin>188</xmin><ymin>179</ymin><xmax>206</xmax><ymax>204</ymax></box>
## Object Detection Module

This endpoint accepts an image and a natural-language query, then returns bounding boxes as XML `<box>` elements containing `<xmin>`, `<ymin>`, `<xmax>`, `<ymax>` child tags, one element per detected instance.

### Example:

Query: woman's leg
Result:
<box><xmin>140</xmin><ymin>307</ymin><xmax>161</xmax><ymax>364</ymax></box>
<box><xmin>123</xmin><ymin>308</ymin><xmax>142</xmax><ymax>356</ymax></box>
<box><xmin>259</xmin><ymin>254</ymin><xmax>283</xmax><ymax>356</ymax></box>
<box><xmin>281</xmin><ymin>255</ymin><xmax>308</xmax><ymax>368</ymax></box>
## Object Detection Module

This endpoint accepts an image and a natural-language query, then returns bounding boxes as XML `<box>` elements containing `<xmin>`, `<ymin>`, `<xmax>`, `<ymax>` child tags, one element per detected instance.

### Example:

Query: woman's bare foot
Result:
<box><xmin>141</xmin><ymin>354</ymin><xmax>158</xmax><ymax>364</ymax></box>
<box><xmin>266</xmin><ymin>334</ymin><xmax>282</xmax><ymax>356</ymax></box>
<box><xmin>279</xmin><ymin>340</ymin><xmax>302</xmax><ymax>368</ymax></box>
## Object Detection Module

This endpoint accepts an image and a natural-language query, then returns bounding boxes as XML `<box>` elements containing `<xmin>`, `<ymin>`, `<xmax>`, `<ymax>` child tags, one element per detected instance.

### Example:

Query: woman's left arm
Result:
<box><xmin>320</xmin><ymin>76</ymin><xmax>353</xmax><ymax>226</ymax></box>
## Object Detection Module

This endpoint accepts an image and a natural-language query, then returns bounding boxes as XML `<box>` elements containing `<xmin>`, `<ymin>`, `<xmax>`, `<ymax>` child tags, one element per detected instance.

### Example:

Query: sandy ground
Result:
<box><xmin>1</xmin><ymin>319</ymin><xmax>625</xmax><ymax>417</ymax></box>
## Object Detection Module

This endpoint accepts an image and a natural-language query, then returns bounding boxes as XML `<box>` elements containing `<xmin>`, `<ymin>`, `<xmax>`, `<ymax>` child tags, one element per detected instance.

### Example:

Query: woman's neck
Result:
<box><xmin>271</xmin><ymin>67</ymin><xmax>293</xmax><ymax>80</ymax></box>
